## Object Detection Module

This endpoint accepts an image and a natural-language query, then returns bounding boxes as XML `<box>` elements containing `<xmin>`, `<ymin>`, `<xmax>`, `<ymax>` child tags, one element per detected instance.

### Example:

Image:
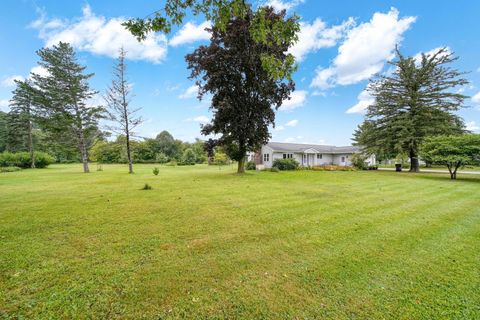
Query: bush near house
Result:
<box><xmin>246</xmin><ymin>161</ymin><xmax>256</xmax><ymax>170</ymax></box>
<box><xmin>272</xmin><ymin>158</ymin><xmax>299</xmax><ymax>170</ymax></box>
<box><xmin>0</xmin><ymin>151</ymin><xmax>55</xmax><ymax>168</ymax></box>
<box><xmin>309</xmin><ymin>165</ymin><xmax>355</xmax><ymax>171</ymax></box>
<box><xmin>351</xmin><ymin>153</ymin><xmax>369</xmax><ymax>170</ymax></box>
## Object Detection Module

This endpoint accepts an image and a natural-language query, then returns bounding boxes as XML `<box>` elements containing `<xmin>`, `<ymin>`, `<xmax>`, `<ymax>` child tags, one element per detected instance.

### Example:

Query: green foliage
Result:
<box><xmin>213</xmin><ymin>152</ymin><xmax>229</xmax><ymax>165</ymax></box>
<box><xmin>351</xmin><ymin>153</ymin><xmax>369</xmax><ymax>170</ymax></box>
<box><xmin>152</xmin><ymin>167</ymin><xmax>160</xmax><ymax>175</ymax></box>
<box><xmin>0</xmin><ymin>151</ymin><xmax>54</xmax><ymax>168</ymax></box>
<box><xmin>421</xmin><ymin>134</ymin><xmax>480</xmax><ymax>179</ymax></box>
<box><xmin>155</xmin><ymin>152</ymin><xmax>169</xmax><ymax>164</ymax></box>
<box><xmin>141</xmin><ymin>183</ymin><xmax>152</xmax><ymax>190</ymax></box>
<box><xmin>186</xmin><ymin>7</ymin><xmax>296</xmax><ymax>173</ymax></box>
<box><xmin>270</xmin><ymin>166</ymin><xmax>280</xmax><ymax>172</ymax></box>
<box><xmin>355</xmin><ymin>48</ymin><xmax>468</xmax><ymax>172</ymax></box>
<box><xmin>0</xmin><ymin>166</ymin><xmax>21</xmax><ymax>173</ymax></box>
<box><xmin>181</xmin><ymin>148</ymin><xmax>196</xmax><ymax>165</ymax></box>
<box><xmin>272</xmin><ymin>158</ymin><xmax>299</xmax><ymax>171</ymax></box>
<box><xmin>246</xmin><ymin>161</ymin><xmax>256</xmax><ymax>170</ymax></box>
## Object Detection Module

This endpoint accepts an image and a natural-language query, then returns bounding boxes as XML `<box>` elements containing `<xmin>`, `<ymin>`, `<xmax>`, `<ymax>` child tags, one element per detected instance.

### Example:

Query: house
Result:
<box><xmin>250</xmin><ymin>141</ymin><xmax>375</xmax><ymax>169</ymax></box>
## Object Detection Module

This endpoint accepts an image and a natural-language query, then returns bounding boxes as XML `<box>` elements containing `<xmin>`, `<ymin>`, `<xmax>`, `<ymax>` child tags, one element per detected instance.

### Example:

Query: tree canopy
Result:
<box><xmin>186</xmin><ymin>6</ymin><xmax>296</xmax><ymax>173</ymax></box>
<box><xmin>354</xmin><ymin>48</ymin><xmax>468</xmax><ymax>172</ymax></box>
<box><xmin>421</xmin><ymin>134</ymin><xmax>480</xmax><ymax>179</ymax></box>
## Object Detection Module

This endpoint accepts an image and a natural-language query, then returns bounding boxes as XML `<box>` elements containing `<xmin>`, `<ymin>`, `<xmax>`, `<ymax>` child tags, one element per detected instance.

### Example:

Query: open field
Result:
<box><xmin>1</xmin><ymin>164</ymin><xmax>479</xmax><ymax>319</ymax></box>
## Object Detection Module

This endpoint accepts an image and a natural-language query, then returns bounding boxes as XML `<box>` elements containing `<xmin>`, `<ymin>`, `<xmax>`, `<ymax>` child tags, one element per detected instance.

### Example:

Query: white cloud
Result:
<box><xmin>31</xmin><ymin>5</ymin><xmax>168</xmax><ymax>63</ymax></box>
<box><xmin>413</xmin><ymin>47</ymin><xmax>451</xmax><ymax>65</ymax></box>
<box><xmin>290</xmin><ymin>18</ymin><xmax>354</xmax><ymax>61</ymax></box>
<box><xmin>471</xmin><ymin>91</ymin><xmax>480</xmax><ymax>104</ymax></box>
<box><xmin>346</xmin><ymin>89</ymin><xmax>375</xmax><ymax>114</ymax></box>
<box><xmin>179</xmin><ymin>85</ymin><xmax>199</xmax><ymax>99</ymax></box>
<box><xmin>1</xmin><ymin>75</ymin><xmax>24</xmax><ymax>87</ymax></box>
<box><xmin>285</xmin><ymin>119</ymin><xmax>298</xmax><ymax>127</ymax></box>
<box><xmin>266</xmin><ymin>0</ymin><xmax>304</xmax><ymax>11</ymax></box>
<box><xmin>29</xmin><ymin>65</ymin><xmax>49</xmax><ymax>78</ymax></box>
<box><xmin>280</xmin><ymin>90</ymin><xmax>307</xmax><ymax>111</ymax></box>
<box><xmin>169</xmin><ymin>21</ymin><xmax>211</xmax><ymax>46</ymax></box>
<box><xmin>0</xmin><ymin>99</ymin><xmax>9</xmax><ymax>112</ymax></box>
<box><xmin>466</xmin><ymin>121</ymin><xmax>479</xmax><ymax>132</ymax></box>
<box><xmin>311</xmin><ymin>8</ymin><xmax>416</xmax><ymax>89</ymax></box>
<box><xmin>274</xmin><ymin>125</ymin><xmax>285</xmax><ymax>131</ymax></box>
<box><xmin>194</xmin><ymin>116</ymin><xmax>209</xmax><ymax>123</ymax></box>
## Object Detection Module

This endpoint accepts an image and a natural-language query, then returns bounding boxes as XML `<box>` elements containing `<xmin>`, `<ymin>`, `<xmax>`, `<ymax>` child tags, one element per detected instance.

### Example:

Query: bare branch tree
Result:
<box><xmin>104</xmin><ymin>47</ymin><xmax>143</xmax><ymax>174</ymax></box>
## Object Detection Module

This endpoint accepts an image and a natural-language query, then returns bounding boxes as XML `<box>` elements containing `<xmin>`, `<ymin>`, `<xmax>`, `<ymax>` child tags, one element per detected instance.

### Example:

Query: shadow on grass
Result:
<box><xmin>378</xmin><ymin>170</ymin><xmax>480</xmax><ymax>184</ymax></box>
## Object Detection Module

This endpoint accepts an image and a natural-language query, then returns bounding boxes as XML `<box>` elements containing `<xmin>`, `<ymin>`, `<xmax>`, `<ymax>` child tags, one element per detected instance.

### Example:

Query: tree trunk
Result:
<box><xmin>237</xmin><ymin>154</ymin><xmax>246</xmax><ymax>173</ymax></box>
<box><xmin>27</xmin><ymin>116</ymin><xmax>35</xmax><ymax>169</ymax></box>
<box><xmin>409</xmin><ymin>149</ymin><xmax>419</xmax><ymax>172</ymax></box>
<box><xmin>126</xmin><ymin>131</ymin><xmax>133</xmax><ymax>174</ymax></box>
<box><xmin>78</xmin><ymin>131</ymin><xmax>90</xmax><ymax>173</ymax></box>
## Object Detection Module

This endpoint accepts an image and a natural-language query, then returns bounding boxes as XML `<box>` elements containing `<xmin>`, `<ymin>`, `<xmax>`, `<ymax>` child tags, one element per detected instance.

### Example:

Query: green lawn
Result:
<box><xmin>1</xmin><ymin>164</ymin><xmax>479</xmax><ymax>319</ymax></box>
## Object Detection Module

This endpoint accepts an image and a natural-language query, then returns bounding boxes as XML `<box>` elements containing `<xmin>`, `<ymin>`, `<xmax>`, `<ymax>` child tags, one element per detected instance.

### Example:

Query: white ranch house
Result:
<box><xmin>250</xmin><ymin>142</ymin><xmax>375</xmax><ymax>169</ymax></box>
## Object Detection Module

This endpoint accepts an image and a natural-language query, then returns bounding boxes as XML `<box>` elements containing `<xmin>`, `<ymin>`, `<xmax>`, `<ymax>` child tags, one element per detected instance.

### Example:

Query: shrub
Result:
<box><xmin>155</xmin><ymin>152</ymin><xmax>169</xmax><ymax>164</ymax></box>
<box><xmin>311</xmin><ymin>165</ymin><xmax>354</xmax><ymax>171</ymax></box>
<box><xmin>141</xmin><ymin>183</ymin><xmax>152</xmax><ymax>190</ymax></box>
<box><xmin>96</xmin><ymin>164</ymin><xmax>103</xmax><ymax>171</ymax></box>
<box><xmin>153</xmin><ymin>167</ymin><xmax>159</xmax><ymax>175</ymax></box>
<box><xmin>272</xmin><ymin>158</ymin><xmax>299</xmax><ymax>171</ymax></box>
<box><xmin>0</xmin><ymin>151</ymin><xmax>54</xmax><ymax>168</ymax></box>
<box><xmin>165</xmin><ymin>160</ymin><xmax>177</xmax><ymax>166</ymax></box>
<box><xmin>246</xmin><ymin>161</ymin><xmax>256</xmax><ymax>170</ymax></box>
<box><xmin>270</xmin><ymin>167</ymin><xmax>280</xmax><ymax>172</ymax></box>
<box><xmin>180</xmin><ymin>148</ymin><xmax>196</xmax><ymax>165</ymax></box>
<box><xmin>351</xmin><ymin>153</ymin><xmax>369</xmax><ymax>170</ymax></box>
<box><xmin>0</xmin><ymin>166</ymin><xmax>21</xmax><ymax>173</ymax></box>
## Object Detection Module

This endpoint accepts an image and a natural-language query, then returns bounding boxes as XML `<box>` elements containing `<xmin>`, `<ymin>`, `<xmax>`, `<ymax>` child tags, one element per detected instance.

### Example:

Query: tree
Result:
<box><xmin>186</xmin><ymin>6</ymin><xmax>296</xmax><ymax>173</ymax></box>
<box><xmin>154</xmin><ymin>130</ymin><xmax>179</xmax><ymax>159</ymax></box>
<box><xmin>105</xmin><ymin>48</ymin><xmax>143</xmax><ymax>174</ymax></box>
<box><xmin>9</xmin><ymin>80</ymin><xmax>37</xmax><ymax>168</ymax></box>
<box><xmin>421</xmin><ymin>134</ymin><xmax>480</xmax><ymax>179</ymax></box>
<box><xmin>182</xmin><ymin>148</ymin><xmax>196</xmax><ymax>165</ymax></box>
<box><xmin>31</xmin><ymin>42</ymin><xmax>105</xmax><ymax>173</ymax></box>
<box><xmin>203</xmin><ymin>138</ymin><xmax>216</xmax><ymax>165</ymax></box>
<box><xmin>358</xmin><ymin>48</ymin><xmax>468</xmax><ymax>172</ymax></box>
<box><xmin>123</xmin><ymin>0</ymin><xmax>299</xmax><ymax>79</ymax></box>
<box><xmin>0</xmin><ymin>111</ymin><xmax>8</xmax><ymax>152</ymax></box>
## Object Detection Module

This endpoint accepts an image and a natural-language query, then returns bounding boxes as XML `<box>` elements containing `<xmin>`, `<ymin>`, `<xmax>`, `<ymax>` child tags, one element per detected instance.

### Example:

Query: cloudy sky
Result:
<box><xmin>1</xmin><ymin>0</ymin><xmax>479</xmax><ymax>145</ymax></box>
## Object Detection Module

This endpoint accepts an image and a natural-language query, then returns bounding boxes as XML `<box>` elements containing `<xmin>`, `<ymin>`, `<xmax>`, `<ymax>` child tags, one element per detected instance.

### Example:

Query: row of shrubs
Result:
<box><xmin>246</xmin><ymin>159</ymin><xmax>355</xmax><ymax>172</ymax></box>
<box><xmin>0</xmin><ymin>151</ymin><xmax>55</xmax><ymax>168</ymax></box>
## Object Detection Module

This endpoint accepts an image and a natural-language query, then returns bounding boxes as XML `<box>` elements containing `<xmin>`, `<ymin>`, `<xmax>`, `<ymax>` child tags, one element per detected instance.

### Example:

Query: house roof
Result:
<box><xmin>265</xmin><ymin>142</ymin><xmax>360</xmax><ymax>154</ymax></box>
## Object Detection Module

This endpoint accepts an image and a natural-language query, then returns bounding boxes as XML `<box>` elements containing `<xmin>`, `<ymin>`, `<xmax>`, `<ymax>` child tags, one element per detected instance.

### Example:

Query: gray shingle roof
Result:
<box><xmin>266</xmin><ymin>142</ymin><xmax>360</xmax><ymax>154</ymax></box>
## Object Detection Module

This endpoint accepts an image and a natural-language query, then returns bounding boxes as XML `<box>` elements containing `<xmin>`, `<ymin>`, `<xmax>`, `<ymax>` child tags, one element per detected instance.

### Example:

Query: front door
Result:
<box><xmin>309</xmin><ymin>154</ymin><xmax>314</xmax><ymax>166</ymax></box>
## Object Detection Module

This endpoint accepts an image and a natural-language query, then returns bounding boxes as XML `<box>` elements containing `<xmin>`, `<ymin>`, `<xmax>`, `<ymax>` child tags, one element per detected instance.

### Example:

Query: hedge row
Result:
<box><xmin>0</xmin><ymin>152</ymin><xmax>55</xmax><ymax>168</ymax></box>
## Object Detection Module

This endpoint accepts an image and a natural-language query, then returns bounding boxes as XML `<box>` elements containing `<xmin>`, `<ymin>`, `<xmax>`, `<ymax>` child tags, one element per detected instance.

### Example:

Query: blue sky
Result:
<box><xmin>1</xmin><ymin>0</ymin><xmax>479</xmax><ymax>145</ymax></box>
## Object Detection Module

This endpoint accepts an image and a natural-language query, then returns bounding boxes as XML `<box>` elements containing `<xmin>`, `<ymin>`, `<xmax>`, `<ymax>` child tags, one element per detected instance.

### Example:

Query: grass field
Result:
<box><xmin>1</xmin><ymin>164</ymin><xmax>479</xmax><ymax>319</ymax></box>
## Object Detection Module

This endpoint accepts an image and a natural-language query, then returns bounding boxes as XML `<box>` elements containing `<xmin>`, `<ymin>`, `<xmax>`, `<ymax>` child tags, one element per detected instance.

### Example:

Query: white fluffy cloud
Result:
<box><xmin>279</xmin><ymin>90</ymin><xmax>307</xmax><ymax>111</ymax></box>
<box><xmin>31</xmin><ymin>5</ymin><xmax>168</xmax><ymax>63</ymax></box>
<box><xmin>311</xmin><ymin>8</ymin><xmax>416</xmax><ymax>89</ymax></box>
<box><xmin>1</xmin><ymin>75</ymin><xmax>24</xmax><ymax>87</ymax></box>
<box><xmin>346</xmin><ymin>89</ymin><xmax>374</xmax><ymax>114</ymax></box>
<box><xmin>471</xmin><ymin>91</ymin><xmax>480</xmax><ymax>104</ymax></box>
<box><xmin>170</xmin><ymin>21</ymin><xmax>211</xmax><ymax>46</ymax></box>
<box><xmin>289</xmin><ymin>18</ymin><xmax>354</xmax><ymax>61</ymax></box>
<box><xmin>266</xmin><ymin>0</ymin><xmax>304</xmax><ymax>11</ymax></box>
<box><xmin>466</xmin><ymin>121</ymin><xmax>479</xmax><ymax>132</ymax></box>
<box><xmin>0</xmin><ymin>99</ymin><xmax>9</xmax><ymax>112</ymax></box>
<box><xmin>285</xmin><ymin>119</ymin><xmax>298</xmax><ymax>127</ymax></box>
<box><xmin>179</xmin><ymin>85</ymin><xmax>199</xmax><ymax>99</ymax></box>
<box><xmin>413</xmin><ymin>47</ymin><xmax>451</xmax><ymax>64</ymax></box>
<box><xmin>185</xmin><ymin>115</ymin><xmax>209</xmax><ymax>124</ymax></box>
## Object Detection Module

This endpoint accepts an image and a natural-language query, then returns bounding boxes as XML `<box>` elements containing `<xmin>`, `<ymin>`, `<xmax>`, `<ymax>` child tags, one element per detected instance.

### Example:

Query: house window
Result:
<box><xmin>283</xmin><ymin>153</ymin><xmax>286</xmax><ymax>159</ymax></box>
<box><xmin>317</xmin><ymin>154</ymin><xmax>322</xmax><ymax>159</ymax></box>
<box><xmin>264</xmin><ymin>153</ymin><xmax>270</xmax><ymax>162</ymax></box>
<box><xmin>288</xmin><ymin>154</ymin><xmax>293</xmax><ymax>159</ymax></box>
<box><xmin>341</xmin><ymin>156</ymin><xmax>345</xmax><ymax>162</ymax></box>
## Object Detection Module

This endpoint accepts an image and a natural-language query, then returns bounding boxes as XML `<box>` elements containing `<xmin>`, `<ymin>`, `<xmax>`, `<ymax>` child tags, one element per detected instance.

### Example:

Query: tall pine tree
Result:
<box><xmin>9</xmin><ymin>79</ymin><xmax>37</xmax><ymax>167</ymax></box>
<box><xmin>356</xmin><ymin>48</ymin><xmax>468</xmax><ymax>172</ymax></box>
<box><xmin>31</xmin><ymin>42</ymin><xmax>105</xmax><ymax>173</ymax></box>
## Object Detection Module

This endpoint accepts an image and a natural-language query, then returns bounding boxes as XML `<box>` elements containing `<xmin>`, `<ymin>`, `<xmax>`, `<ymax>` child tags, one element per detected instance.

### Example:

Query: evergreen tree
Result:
<box><xmin>31</xmin><ymin>42</ymin><xmax>105</xmax><ymax>173</ymax></box>
<box><xmin>186</xmin><ymin>6</ymin><xmax>296</xmax><ymax>173</ymax></box>
<box><xmin>104</xmin><ymin>48</ymin><xmax>143</xmax><ymax>174</ymax></box>
<box><xmin>0</xmin><ymin>111</ymin><xmax>9</xmax><ymax>152</ymax></box>
<box><xmin>9</xmin><ymin>80</ymin><xmax>37</xmax><ymax>167</ymax></box>
<box><xmin>357</xmin><ymin>48</ymin><xmax>468</xmax><ymax>172</ymax></box>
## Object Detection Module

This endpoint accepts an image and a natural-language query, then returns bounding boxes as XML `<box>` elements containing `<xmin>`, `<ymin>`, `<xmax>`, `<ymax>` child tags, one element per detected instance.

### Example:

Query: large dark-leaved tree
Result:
<box><xmin>186</xmin><ymin>6</ymin><xmax>297</xmax><ymax>173</ymax></box>
<box><xmin>355</xmin><ymin>48</ymin><xmax>468</xmax><ymax>172</ymax></box>
<box><xmin>31</xmin><ymin>42</ymin><xmax>105</xmax><ymax>173</ymax></box>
